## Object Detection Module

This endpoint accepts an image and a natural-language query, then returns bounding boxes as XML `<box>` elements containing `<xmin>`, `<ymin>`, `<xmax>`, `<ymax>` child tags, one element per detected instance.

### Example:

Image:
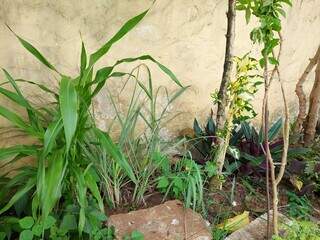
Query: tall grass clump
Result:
<box><xmin>97</xmin><ymin>64</ymin><xmax>188</xmax><ymax>207</ymax></box>
<box><xmin>0</xmin><ymin>9</ymin><xmax>184</xmax><ymax>238</ymax></box>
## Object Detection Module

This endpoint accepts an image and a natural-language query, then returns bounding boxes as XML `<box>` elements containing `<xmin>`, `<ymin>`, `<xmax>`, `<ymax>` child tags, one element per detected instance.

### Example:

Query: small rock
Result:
<box><xmin>225</xmin><ymin>211</ymin><xmax>291</xmax><ymax>240</ymax></box>
<box><xmin>107</xmin><ymin>200</ymin><xmax>211</xmax><ymax>240</ymax></box>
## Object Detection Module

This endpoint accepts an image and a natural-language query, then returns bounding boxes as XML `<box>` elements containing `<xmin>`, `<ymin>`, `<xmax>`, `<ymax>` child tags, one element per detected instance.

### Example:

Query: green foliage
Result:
<box><xmin>0</xmin><ymin>9</ymin><xmax>184</xmax><ymax>239</ymax></box>
<box><xmin>272</xmin><ymin>220</ymin><xmax>320</xmax><ymax>240</ymax></box>
<box><xmin>296</xmin><ymin>137</ymin><xmax>320</xmax><ymax>192</ymax></box>
<box><xmin>212</xmin><ymin>54</ymin><xmax>262</xmax><ymax>123</ymax></box>
<box><xmin>286</xmin><ymin>191</ymin><xmax>312</xmax><ymax>220</ymax></box>
<box><xmin>211</xmin><ymin>227</ymin><xmax>228</xmax><ymax>240</ymax></box>
<box><xmin>236</xmin><ymin>0</ymin><xmax>292</xmax><ymax>66</ymax></box>
<box><xmin>123</xmin><ymin>230</ymin><xmax>144</xmax><ymax>240</ymax></box>
<box><xmin>92</xmin><ymin>64</ymin><xmax>187</xmax><ymax>207</ymax></box>
<box><xmin>0</xmin><ymin>212</ymin><xmax>114</xmax><ymax>240</ymax></box>
<box><xmin>157</xmin><ymin>158</ymin><xmax>204</xmax><ymax>211</ymax></box>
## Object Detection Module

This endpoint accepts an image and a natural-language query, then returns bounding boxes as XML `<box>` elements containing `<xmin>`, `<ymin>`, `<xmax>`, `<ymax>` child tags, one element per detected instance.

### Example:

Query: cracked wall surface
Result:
<box><xmin>0</xmin><ymin>0</ymin><xmax>320</xmax><ymax>145</ymax></box>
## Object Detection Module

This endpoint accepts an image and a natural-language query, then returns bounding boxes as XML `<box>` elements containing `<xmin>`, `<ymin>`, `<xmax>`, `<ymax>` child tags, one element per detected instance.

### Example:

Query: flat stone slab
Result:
<box><xmin>107</xmin><ymin>200</ymin><xmax>211</xmax><ymax>240</ymax></box>
<box><xmin>225</xmin><ymin>211</ymin><xmax>290</xmax><ymax>240</ymax></box>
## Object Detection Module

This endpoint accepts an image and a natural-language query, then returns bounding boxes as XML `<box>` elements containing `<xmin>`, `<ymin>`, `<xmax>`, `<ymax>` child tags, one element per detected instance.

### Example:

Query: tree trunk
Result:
<box><xmin>211</xmin><ymin>106</ymin><xmax>234</xmax><ymax>190</ymax></box>
<box><xmin>216</xmin><ymin>0</ymin><xmax>236</xmax><ymax>130</ymax></box>
<box><xmin>304</xmin><ymin>59</ymin><xmax>320</xmax><ymax>146</ymax></box>
<box><xmin>294</xmin><ymin>45</ymin><xmax>320</xmax><ymax>136</ymax></box>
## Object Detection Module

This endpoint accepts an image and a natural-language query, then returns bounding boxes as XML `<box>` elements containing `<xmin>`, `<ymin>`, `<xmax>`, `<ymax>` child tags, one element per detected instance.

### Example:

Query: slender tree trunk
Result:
<box><xmin>216</xmin><ymin>0</ymin><xmax>236</xmax><ymax>130</ymax></box>
<box><xmin>212</xmin><ymin>106</ymin><xmax>234</xmax><ymax>190</ymax></box>
<box><xmin>262</xmin><ymin>34</ymin><xmax>289</xmax><ymax>235</ymax></box>
<box><xmin>262</xmin><ymin>55</ymin><xmax>273</xmax><ymax>237</ymax></box>
<box><xmin>295</xmin><ymin>45</ymin><xmax>320</xmax><ymax>136</ymax></box>
<box><xmin>263</xmin><ymin>62</ymin><xmax>279</xmax><ymax>236</ymax></box>
<box><xmin>304</xmin><ymin>59</ymin><xmax>320</xmax><ymax>146</ymax></box>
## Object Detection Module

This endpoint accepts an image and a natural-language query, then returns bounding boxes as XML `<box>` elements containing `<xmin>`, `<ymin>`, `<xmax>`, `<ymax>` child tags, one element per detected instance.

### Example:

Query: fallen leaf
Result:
<box><xmin>217</xmin><ymin>211</ymin><xmax>250</xmax><ymax>232</ymax></box>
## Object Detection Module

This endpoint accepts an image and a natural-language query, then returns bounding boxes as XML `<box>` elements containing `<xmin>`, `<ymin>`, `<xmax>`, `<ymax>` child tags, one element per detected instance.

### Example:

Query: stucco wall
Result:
<box><xmin>0</xmin><ymin>0</ymin><xmax>320</xmax><ymax>143</ymax></box>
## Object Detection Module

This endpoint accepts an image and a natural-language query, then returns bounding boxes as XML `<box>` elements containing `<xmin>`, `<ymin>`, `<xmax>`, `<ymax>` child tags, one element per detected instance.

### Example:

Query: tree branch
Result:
<box><xmin>294</xmin><ymin>45</ymin><xmax>320</xmax><ymax>135</ymax></box>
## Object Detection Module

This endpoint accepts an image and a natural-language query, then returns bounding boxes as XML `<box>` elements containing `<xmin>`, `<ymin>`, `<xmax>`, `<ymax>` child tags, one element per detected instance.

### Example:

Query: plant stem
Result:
<box><xmin>216</xmin><ymin>0</ymin><xmax>236</xmax><ymax>130</ymax></box>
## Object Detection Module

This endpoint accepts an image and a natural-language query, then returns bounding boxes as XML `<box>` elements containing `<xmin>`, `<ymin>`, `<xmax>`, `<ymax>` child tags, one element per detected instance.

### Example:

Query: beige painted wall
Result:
<box><xmin>0</xmin><ymin>0</ymin><xmax>320</xmax><ymax>143</ymax></box>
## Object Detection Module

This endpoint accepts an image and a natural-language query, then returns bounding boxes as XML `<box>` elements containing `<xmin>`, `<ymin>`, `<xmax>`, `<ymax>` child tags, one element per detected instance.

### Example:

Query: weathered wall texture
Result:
<box><xmin>0</xmin><ymin>0</ymin><xmax>320</xmax><ymax>143</ymax></box>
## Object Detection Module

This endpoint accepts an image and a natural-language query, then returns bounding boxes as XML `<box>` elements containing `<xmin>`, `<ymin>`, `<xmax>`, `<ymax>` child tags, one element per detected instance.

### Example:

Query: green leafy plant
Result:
<box><xmin>286</xmin><ymin>191</ymin><xmax>312</xmax><ymax>220</ymax></box>
<box><xmin>211</xmin><ymin>227</ymin><xmax>228</xmax><ymax>240</ymax></box>
<box><xmin>237</xmin><ymin>0</ymin><xmax>292</xmax><ymax>235</ymax></box>
<box><xmin>99</xmin><ymin>64</ymin><xmax>187</xmax><ymax>207</ymax></box>
<box><xmin>157</xmin><ymin>157</ymin><xmax>204</xmax><ymax>211</ymax></box>
<box><xmin>191</xmin><ymin>111</ymin><xmax>242</xmax><ymax>166</ymax></box>
<box><xmin>291</xmin><ymin>136</ymin><xmax>320</xmax><ymax>193</ymax></box>
<box><xmin>236</xmin><ymin>119</ymin><xmax>307</xmax><ymax>176</ymax></box>
<box><xmin>0</xmin><ymin>9</ymin><xmax>183</xmax><ymax>239</ymax></box>
<box><xmin>123</xmin><ymin>230</ymin><xmax>144</xmax><ymax>240</ymax></box>
<box><xmin>272</xmin><ymin>220</ymin><xmax>320</xmax><ymax>240</ymax></box>
<box><xmin>211</xmin><ymin>54</ymin><xmax>262</xmax><ymax>189</ymax></box>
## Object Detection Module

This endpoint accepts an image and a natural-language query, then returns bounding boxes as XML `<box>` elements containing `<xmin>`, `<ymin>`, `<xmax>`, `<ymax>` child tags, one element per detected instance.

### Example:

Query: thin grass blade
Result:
<box><xmin>0</xmin><ymin>178</ymin><xmax>35</xmax><ymax>215</ymax></box>
<box><xmin>6</xmin><ymin>25</ymin><xmax>58</xmax><ymax>73</ymax></box>
<box><xmin>94</xmin><ymin>128</ymin><xmax>137</xmax><ymax>184</ymax></box>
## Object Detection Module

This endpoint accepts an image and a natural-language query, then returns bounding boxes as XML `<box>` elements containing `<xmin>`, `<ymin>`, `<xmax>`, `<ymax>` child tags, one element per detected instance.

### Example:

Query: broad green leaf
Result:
<box><xmin>157</xmin><ymin>176</ymin><xmax>169</xmax><ymax>189</ymax></box>
<box><xmin>19</xmin><ymin>216</ymin><xmax>34</xmax><ymax>229</ymax></box>
<box><xmin>0</xmin><ymin>106</ymin><xmax>33</xmax><ymax>133</ymax></box>
<box><xmin>19</xmin><ymin>230</ymin><xmax>33</xmax><ymax>240</ymax></box>
<box><xmin>59</xmin><ymin>77</ymin><xmax>78</xmax><ymax>151</ymax></box>
<box><xmin>43</xmin><ymin>215</ymin><xmax>56</xmax><ymax>229</ymax></box>
<box><xmin>206</xmin><ymin>117</ymin><xmax>216</xmax><ymax>136</ymax></box>
<box><xmin>72</xmin><ymin>167</ymin><xmax>87</xmax><ymax>235</ymax></box>
<box><xmin>60</xmin><ymin>214</ymin><xmax>77</xmax><ymax>231</ymax></box>
<box><xmin>31</xmin><ymin>223</ymin><xmax>42</xmax><ymax>237</ymax></box>
<box><xmin>95</xmin><ymin>128</ymin><xmax>137</xmax><ymax>184</ymax></box>
<box><xmin>89</xmin><ymin>10</ymin><xmax>148</xmax><ymax>66</ymax></box>
<box><xmin>268</xmin><ymin>118</ymin><xmax>282</xmax><ymax>141</ymax></box>
<box><xmin>85</xmin><ymin>171</ymin><xmax>104</xmax><ymax>213</ymax></box>
<box><xmin>0</xmin><ymin>178</ymin><xmax>35</xmax><ymax>215</ymax></box>
<box><xmin>193</xmin><ymin>119</ymin><xmax>203</xmax><ymax>137</ymax></box>
<box><xmin>130</xmin><ymin>230</ymin><xmax>144</xmax><ymax>240</ymax></box>
<box><xmin>0</xmin><ymin>145</ymin><xmax>38</xmax><ymax>160</ymax></box>
<box><xmin>268</xmin><ymin>57</ymin><xmax>279</xmax><ymax>65</ymax></box>
<box><xmin>241</xmin><ymin>122</ymin><xmax>252</xmax><ymax>140</ymax></box>
<box><xmin>43</xmin><ymin>118</ymin><xmax>63</xmax><ymax>156</ymax></box>
<box><xmin>41</xmin><ymin>151</ymin><xmax>66</xmax><ymax>220</ymax></box>
<box><xmin>6</xmin><ymin>25</ymin><xmax>58</xmax><ymax>73</ymax></box>
<box><xmin>14</xmin><ymin>191</ymin><xmax>29</xmax><ymax>216</ymax></box>
<box><xmin>241</xmin><ymin>152</ymin><xmax>263</xmax><ymax>166</ymax></box>
<box><xmin>90</xmin><ymin>67</ymin><xmax>113</xmax><ymax>97</ymax></box>
<box><xmin>0</xmin><ymin>232</ymin><xmax>5</xmax><ymax>240</ymax></box>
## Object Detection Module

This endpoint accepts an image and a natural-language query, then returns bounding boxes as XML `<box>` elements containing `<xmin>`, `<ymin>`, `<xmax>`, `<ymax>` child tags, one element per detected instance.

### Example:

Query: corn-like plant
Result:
<box><xmin>0</xmin><ymin>9</ymin><xmax>183</xmax><ymax>237</ymax></box>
